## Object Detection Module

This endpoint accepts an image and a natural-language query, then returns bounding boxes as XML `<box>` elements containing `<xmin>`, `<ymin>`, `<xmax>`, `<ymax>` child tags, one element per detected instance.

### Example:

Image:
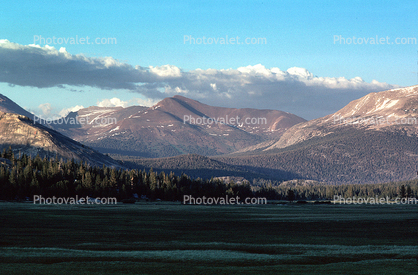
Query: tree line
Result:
<box><xmin>0</xmin><ymin>147</ymin><xmax>417</xmax><ymax>202</ymax></box>
<box><xmin>254</xmin><ymin>180</ymin><xmax>418</xmax><ymax>201</ymax></box>
<box><xmin>0</xmin><ymin>148</ymin><xmax>253</xmax><ymax>201</ymax></box>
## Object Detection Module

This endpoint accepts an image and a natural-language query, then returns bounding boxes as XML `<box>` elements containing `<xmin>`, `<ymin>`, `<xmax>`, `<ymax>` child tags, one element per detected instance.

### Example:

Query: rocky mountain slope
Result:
<box><xmin>0</xmin><ymin>112</ymin><xmax>121</xmax><ymax>167</ymax></box>
<box><xmin>263</xmin><ymin>85</ymin><xmax>418</xmax><ymax>151</ymax></box>
<box><xmin>212</xmin><ymin>85</ymin><xmax>418</xmax><ymax>184</ymax></box>
<box><xmin>129</xmin><ymin>85</ymin><xmax>418</xmax><ymax>184</ymax></box>
<box><xmin>5</xmin><ymin>85</ymin><xmax>418</xmax><ymax>184</ymax></box>
<box><xmin>56</xmin><ymin>95</ymin><xmax>306</xmax><ymax>157</ymax></box>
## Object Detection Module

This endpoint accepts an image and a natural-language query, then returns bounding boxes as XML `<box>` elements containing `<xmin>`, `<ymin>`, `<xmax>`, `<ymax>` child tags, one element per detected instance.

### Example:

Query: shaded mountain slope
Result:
<box><xmin>216</xmin><ymin>127</ymin><xmax>418</xmax><ymax>184</ymax></box>
<box><xmin>120</xmin><ymin>153</ymin><xmax>298</xmax><ymax>181</ymax></box>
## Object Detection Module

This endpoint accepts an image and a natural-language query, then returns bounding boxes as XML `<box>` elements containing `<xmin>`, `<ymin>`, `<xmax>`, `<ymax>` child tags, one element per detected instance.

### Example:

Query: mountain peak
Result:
<box><xmin>54</xmin><ymin>94</ymin><xmax>305</xmax><ymax>158</ymax></box>
<box><xmin>0</xmin><ymin>111</ymin><xmax>120</xmax><ymax>167</ymax></box>
<box><xmin>265</xmin><ymin>85</ymin><xmax>418</xmax><ymax>150</ymax></box>
<box><xmin>331</xmin><ymin>85</ymin><xmax>418</xmax><ymax>123</ymax></box>
<box><xmin>388</xmin><ymin>84</ymin><xmax>418</xmax><ymax>94</ymax></box>
<box><xmin>0</xmin><ymin>93</ymin><xmax>34</xmax><ymax>119</ymax></box>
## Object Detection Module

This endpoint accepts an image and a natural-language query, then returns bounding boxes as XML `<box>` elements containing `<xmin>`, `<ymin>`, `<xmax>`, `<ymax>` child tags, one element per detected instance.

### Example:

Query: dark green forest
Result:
<box><xmin>0</xmin><ymin>146</ymin><xmax>417</xmax><ymax>202</ymax></box>
<box><xmin>257</xmin><ymin>179</ymin><xmax>418</xmax><ymax>201</ymax></box>
<box><xmin>0</xmin><ymin>147</ymin><xmax>254</xmax><ymax>202</ymax></box>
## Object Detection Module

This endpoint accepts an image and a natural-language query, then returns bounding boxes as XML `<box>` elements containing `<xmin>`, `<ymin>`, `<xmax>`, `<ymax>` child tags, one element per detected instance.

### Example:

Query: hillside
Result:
<box><xmin>0</xmin><ymin>112</ymin><xmax>121</xmax><ymax>167</ymax></box>
<box><xmin>120</xmin><ymin>154</ymin><xmax>286</xmax><ymax>181</ymax></box>
<box><xmin>216</xmin><ymin>127</ymin><xmax>418</xmax><ymax>184</ymax></box>
<box><xmin>265</xmin><ymin>85</ymin><xmax>418</xmax><ymax>150</ymax></box>
<box><xmin>130</xmin><ymin>85</ymin><xmax>418</xmax><ymax>184</ymax></box>
<box><xmin>121</xmin><ymin>127</ymin><xmax>418</xmax><ymax>184</ymax></box>
<box><xmin>214</xmin><ymin>85</ymin><xmax>418</xmax><ymax>184</ymax></box>
<box><xmin>55</xmin><ymin>95</ymin><xmax>306</xmax><ymax>158</ymax></box>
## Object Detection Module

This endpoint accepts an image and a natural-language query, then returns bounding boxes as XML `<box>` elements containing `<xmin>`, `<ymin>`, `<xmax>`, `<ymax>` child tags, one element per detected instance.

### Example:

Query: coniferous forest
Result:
<box><xmin>0</xmin><ymin>146</ymin><xmax>417</xmax><ymax>202</ymax></box>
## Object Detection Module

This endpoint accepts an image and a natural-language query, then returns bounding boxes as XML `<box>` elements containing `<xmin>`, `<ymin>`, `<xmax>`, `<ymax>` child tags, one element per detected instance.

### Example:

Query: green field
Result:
<box><xmin>0</xmin><ymin>202</ymin><xmax>417</xmax><ymax>274</ymax></box>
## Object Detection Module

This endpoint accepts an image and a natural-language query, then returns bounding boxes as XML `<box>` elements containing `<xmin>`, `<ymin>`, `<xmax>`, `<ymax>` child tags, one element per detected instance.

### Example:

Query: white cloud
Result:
<box><xmin>97</xmin><ymin>97</ymin><xmax>160</xmax><ymax>108</ymax></box>
<box><xmin>129</xmin><ymin>98</ymin><xmax>160</xmax><ymax>107</ymax></box>
<box><xmin>237</xmin><ymin>64</ymin><xmax>272</xmax><ymax>76</ymax></box>
<box><xmin>38</xmin><ymin>103</ymin><xmax>53</xmax><ymax>116</ymax></box>
<box><xmin>58</xmin><ymin>105</ymin><xmax>85</xmax><ymax>117</ymax></box>
<box><xmin>287</xmin><ymin>67</ymin><xmax>314</xmax><ymax>80</ymax></box>
<box><xmin>0</xmin><ymin>39</ymin><xmax>157</xmax><ymax>90</ymax></box>
<box><xmin>149</xmin><ymin>65</ymin><xmax>182</xmax><ymax>77</ymax></box>
<box><xmin>97</xmin><ymin>98</ymin><xmax>128</xmax><ymax>108</ymax></box>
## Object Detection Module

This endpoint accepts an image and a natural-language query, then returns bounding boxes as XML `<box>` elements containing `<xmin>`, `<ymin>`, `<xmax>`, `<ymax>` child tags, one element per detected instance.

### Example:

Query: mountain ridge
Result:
<box><xmin>0</xmin><ymin>94</ymin><xmax>37</xmax><ymax>119</ymax></box>
<box><xmin>3</xmin><ymin>85</ymin><xmax>418</xmax><ymax>184</ymax></box>
<box><xmin>54</xmin><ymin>95</ymin><xmax>306</xmax><ymax>158</ymax></box>
<box><xmin>124</xmin><ymin>85</ymin><xmax>418</xmax><ymax>184</ymax></box>
<box><xmin>261</xmin><ymin>85</ymin><xmax>418</xmax><ymax>151</ymax></box>
<box><xmin>0</xmin><ymin>111</ymin><xmax>122</xmax><ymax>167</ymax></box>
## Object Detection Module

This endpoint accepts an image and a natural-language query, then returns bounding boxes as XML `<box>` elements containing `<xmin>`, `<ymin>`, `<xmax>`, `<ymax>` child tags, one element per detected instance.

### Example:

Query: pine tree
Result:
<box><xmin>83</xmin><ymin>171</ymin><xmax>93</xmax><ymax>189</ymax></box>
<box><xmin>287</xmin><ymin>189</ymin><xmax>295</xmax><ymax>201</ymax></box>
<box><xmin>109</xmin><ymin>169</ymin><xmax>118</xmax><ymax>187</ymax></box>
<box><xmin>406</xmin><ymin>185</ymin><xmax>413</xmax><ymax>198</ymax></box>
<box><xmin>399</xmin><ymin>185</ymin><xmax>407</xmax><ymax>198</ymax></box>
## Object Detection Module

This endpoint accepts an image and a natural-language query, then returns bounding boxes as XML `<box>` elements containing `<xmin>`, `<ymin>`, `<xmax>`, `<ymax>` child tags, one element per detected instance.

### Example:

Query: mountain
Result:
<box><xmin>6</xmin><ymin>85</ymin><xmax>418</xmax><ymax>184</ymax></box>
<box><xmin>264</xmin><ymin>85</ymin><xmax>418</xmax><ymax>150</ymax></box>
<box><xmin>213</xmin><ymin>85</ymin><xmax>418</xmax><ymax>184</ymax></box>
<box><xmin>0</xmin><ymin>94</ymin><xmax>36</xmax><ymax>119</ymax></box>
<box><xmin>123</xmin><ymin>86</ymin><xmax>418</xmax><ymax>184</ymax></box>
<box><xmin>0</xmin><ymin>111</ymin><xmax>121</xmax><ymax>167</ymax></box>
<box><xmin>55</xmin><ymin>95</ymin><xmax>306</xmax><ymax>158</ymax></box>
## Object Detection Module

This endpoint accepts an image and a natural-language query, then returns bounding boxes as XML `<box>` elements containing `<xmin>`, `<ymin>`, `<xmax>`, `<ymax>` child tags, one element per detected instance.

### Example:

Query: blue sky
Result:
<box><xmin>0</xmin><ymin>0</ymin><xmax>417</xmax><ymax>119</ymax></box>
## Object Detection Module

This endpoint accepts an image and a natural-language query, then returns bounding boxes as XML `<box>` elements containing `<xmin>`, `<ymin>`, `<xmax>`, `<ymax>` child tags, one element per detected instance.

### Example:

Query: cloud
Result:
<box><xmin>129</xmin><ymin>98</ymin><xmax>160</xmax><ymax>107</ymax></box>
<box><xmin>58</xmin><ymin>105</ymin><xmax>85</xmax><ymax>117</ymax></box>
<box><xmin>149</xmin><ymin>65</ymin><xmax>182</xmax><ymax>77</ymax></box>
<box><xmin>0</xmin><ymin>40</ymin><xmax>400</xmax><ymax>119</ymax></box>
<box><xmin>30</xmin><ymin>103</ymin><xmax>84</xmax><ymax>119</ymax></box>
<box><xmin>158</xmin><ymin>64</ymin><xmax>399</xmax><ymax>118</ymax></box>
<box><xmin>0</xmin><ymin>39</ymin><xmax>161</xmax><ymax>90</ymax></box>
<box><xmin>97</xmin><ymin>98</ymin><xmax>128</xmax><ymax>108</ymax></box>
<box><xmin>97</xmin><ymin>97</ymin><xmax>161</xmax><ymax>108</ymax></box>
<box><xmin>38</xmin><ymin>103</ymin><xmax>53</xmax><ymax>116</ymax></box>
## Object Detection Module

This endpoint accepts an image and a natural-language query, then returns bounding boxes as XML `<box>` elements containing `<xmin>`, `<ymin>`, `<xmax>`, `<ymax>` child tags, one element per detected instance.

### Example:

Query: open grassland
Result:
<box><xmin>0</xmin><ymin>202</ymin><xmax>417</xmax><ymax>274</ymax></box>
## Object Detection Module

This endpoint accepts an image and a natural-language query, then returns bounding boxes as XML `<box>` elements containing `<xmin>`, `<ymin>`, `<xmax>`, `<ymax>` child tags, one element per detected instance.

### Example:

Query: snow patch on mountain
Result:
<box><xmin>369</xmin><ymin>98</ymin><xmax>399</xmax><ymax>113</ymax></box>
<box><xmin>109</xmin><ymin>126</ymin><xmax>120</xmax><ymax>133</ymax></box>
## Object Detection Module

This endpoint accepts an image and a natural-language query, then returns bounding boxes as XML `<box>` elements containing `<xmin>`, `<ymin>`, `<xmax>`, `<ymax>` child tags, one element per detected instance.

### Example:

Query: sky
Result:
<box><xmin>0</xmin><ymin>0</ymin><xmax>417</xmax><ymax>120</ymax></box>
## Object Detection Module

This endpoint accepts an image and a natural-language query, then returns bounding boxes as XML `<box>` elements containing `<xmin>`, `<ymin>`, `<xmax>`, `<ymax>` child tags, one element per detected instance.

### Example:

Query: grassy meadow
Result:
<box><xmin>0</xmin><ymin>202</ymin><xmax>417</xmax><ymax>274</ymax></box>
